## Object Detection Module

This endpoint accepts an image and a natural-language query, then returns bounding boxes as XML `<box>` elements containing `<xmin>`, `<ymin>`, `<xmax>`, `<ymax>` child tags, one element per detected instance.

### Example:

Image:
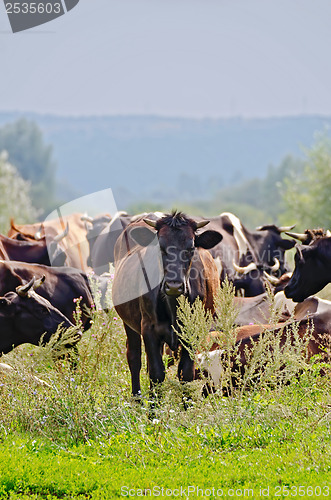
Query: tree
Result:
<box><xmin>0</xmin><ymin>151</ymin><xmax>39</xmax><ymax>233</ymax></box>
<box><xmin>0</xmin><ymin>119</ymin><xmax>57</xmax><ymax>213</ymax></box>
<box><xmin>281</xmin><ymin>132</ymin><xmax>331</xmax><ymax>230</ymax></box>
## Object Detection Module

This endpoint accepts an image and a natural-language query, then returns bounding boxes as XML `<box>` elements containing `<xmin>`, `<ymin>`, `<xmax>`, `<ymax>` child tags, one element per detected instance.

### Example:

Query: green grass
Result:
<box><xmin>1</xmin><ymin>389</ymin><xmax>331</xmax><ymax>499</ymax></box>
<box><xmin>1</xmin><ymin>285</ymin><xmax>331</xmax><ymax>499</ymax></box>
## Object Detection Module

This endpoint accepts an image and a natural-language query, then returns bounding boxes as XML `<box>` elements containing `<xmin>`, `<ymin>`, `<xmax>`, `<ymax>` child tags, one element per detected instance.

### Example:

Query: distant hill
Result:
<box><xmin>0</xmin><ymin>113</ymin><xmax>330</xmax><ymax>209</ymax></box>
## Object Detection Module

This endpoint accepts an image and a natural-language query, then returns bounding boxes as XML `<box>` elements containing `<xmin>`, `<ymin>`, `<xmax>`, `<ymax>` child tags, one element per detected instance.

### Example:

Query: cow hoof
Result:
<box><xmin>181</xmin><ymin>395</ymin><xmax>194</xmax><ymax>411</ymax></box>
<box><xmin>131</xmin><ymin>391</ymin><xmax>142</xmax><ymax>404</ymax></box>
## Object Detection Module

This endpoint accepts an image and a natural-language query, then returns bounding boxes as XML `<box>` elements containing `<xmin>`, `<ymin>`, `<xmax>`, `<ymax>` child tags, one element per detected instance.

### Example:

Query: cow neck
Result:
<box><xmin>240</xmin><ymin>231</ymin><xmax>259</xmax><ymax>263</ymax></box>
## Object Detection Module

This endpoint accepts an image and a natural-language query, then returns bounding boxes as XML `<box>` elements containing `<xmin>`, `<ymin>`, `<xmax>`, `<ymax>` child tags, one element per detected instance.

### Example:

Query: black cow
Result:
<box><xmin>0</xmin><ymin>261</ymin><xmax>94</xmax><ymax>329</ymax></box>
<box><xmin>195</xmin><ymin>212</ymin><xmax>295</xmax><ymax>296</ymax></box>
<box><xmin>112</xmin><ymin>211</ymin><xmax>222</xmax><ymax>397</ymax></box>
<box><xmin>0</xmin><ymin>277</ymin><xmax>81</xmax><ymax>356</ymax></box>
<box><xmin>88</xmin><ymin>212</ymin><xmax>133</xmax><ymax>274</ymax></box>
<box><xmin>89</xmin><ymin>211</ymin><xmax>164</xmax><ymax>275</ymax></box>
<box><xmin>81</xmin><ymin>213</ymin><xmax>112</xmax><ymax>267</ymax></box>
<box><xmin>285</xmin><ymin>237</ymin><xmax>331</xmax><ymax>302</ymax></box>
<box><xmin>285</xmin><ymin>228</ymin><xmax>331</xmax><ymax>245</ymax></box>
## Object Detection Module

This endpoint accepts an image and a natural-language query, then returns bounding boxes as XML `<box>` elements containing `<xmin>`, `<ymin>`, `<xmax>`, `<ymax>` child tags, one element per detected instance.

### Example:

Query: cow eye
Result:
<box><xmin>0</xmin><ymin>298</ymin><xmax>8</xmax><ymax>307</ymax></box>
<box><xmin>35</xmin><ymin>304</ymin><xmax>49</xmax><ymax>316</ymax></box>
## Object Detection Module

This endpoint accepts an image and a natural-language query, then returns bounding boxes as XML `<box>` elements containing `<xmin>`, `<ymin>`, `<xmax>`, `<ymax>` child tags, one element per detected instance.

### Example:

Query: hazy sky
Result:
<box><xmin>0</xmin><ymin>0</ymin><xmax>331</xmax><ymax>118</ymax></box>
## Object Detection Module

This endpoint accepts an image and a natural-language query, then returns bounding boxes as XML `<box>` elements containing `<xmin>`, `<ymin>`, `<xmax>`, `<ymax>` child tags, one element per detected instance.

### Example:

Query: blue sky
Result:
<box><xmin>0</xmin><ymin>0</ymin><xmax>330</xmax><ymax>118</ymax></box>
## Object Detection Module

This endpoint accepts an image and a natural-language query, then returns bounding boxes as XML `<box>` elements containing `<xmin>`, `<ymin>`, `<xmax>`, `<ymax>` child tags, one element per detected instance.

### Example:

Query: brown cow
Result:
<box><xmin>198</xmin><ymin>297</ymin><xmax>331</xmax><ymax>388</ymax></box>
<box><xmin>0</xmin><ymin>232</ymin><xmax>67</xmax><ymax>266</ymax></box>
<box><xmin>9</xmin><ymin>213</ymin><xmax>90</xmax><ymax>271</ymax></box>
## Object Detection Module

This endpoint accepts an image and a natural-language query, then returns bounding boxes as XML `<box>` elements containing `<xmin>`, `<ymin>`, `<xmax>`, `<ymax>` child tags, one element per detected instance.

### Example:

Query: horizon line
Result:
<box><xmin>1</xmin><ymin>110</ymin><xmax>331</xmax><ymax>121</ymax></box>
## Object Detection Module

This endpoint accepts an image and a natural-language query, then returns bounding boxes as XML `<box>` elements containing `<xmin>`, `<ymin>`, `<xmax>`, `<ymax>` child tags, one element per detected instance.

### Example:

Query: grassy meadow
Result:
<box><xmin>1</xmin><ymin>281</ymin><xmax>331</xmax><ymax>499</ymax></box>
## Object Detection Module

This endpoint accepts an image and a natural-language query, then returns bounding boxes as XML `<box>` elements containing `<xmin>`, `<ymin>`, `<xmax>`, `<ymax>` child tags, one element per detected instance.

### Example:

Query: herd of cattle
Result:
<box><xmin>1</xmin><ymin>210</ymin><xmax>331</xmax><ymax>396</ymax></box>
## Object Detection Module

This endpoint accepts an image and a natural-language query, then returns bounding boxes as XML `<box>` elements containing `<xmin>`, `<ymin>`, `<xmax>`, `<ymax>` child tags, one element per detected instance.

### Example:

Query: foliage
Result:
<box><xmin>0</xmin><ymin>151</ymin><xmax>39</xmax><ymax>233</ymax></box>
<box><xmin>0</xmin><ymin>119</ymin><xmax>57</xmax><ymax>213</ymax></box>
<box><xmin>175</xmin><ymin>295</ymin><xmax>213</xmax><ymax>359</ymax></box>
<box><xmin>281</xmin><ymin>132</ymin><xmax>331</xmax><ymax>230</ymax></box>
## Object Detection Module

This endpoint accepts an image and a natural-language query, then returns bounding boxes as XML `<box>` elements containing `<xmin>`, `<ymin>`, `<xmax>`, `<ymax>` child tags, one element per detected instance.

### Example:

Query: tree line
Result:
<box><xmin>0</xmin><ymin>118</ymin><xmax>329</xmax><ymax>233</ymax></box>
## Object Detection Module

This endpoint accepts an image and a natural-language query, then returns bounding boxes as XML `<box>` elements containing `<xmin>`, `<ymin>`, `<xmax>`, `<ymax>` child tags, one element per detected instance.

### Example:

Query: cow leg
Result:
<box><xmin>142</xmin><ymin>330</ymin><xmax>165</xmax><ymax>416</ymax></box>
<box><xmin>177</xmin><ymin>346</ymin><xmax>195</xmax><ymax>409</ymax></box>
<box><xmin>125</xmin><ymin>325</ymin><xmax>142</xmax><ymax>398</ymax></box>
<box><xmin>178</xmin><ymin>345</ymin><xmax>195</xmax><ymax>382</ymax></box>
<box><xmin>142</xmin><ymin>328</ymin><xmax>165</xmax><ymax>390</ymax></box>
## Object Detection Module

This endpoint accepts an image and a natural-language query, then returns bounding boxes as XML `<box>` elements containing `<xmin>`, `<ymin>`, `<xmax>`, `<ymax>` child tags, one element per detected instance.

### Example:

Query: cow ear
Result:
<box><xmin>129</xmin><ymin>227</ymin><xmax>157</xmax><ymax>247</ymax></box>
<box><xmin>195</xmin><ymin>230</ymin><xmax>223</xmax><ymax>249</ymax></box>
<box><xmin>280</xmin><ymin>239</ymin><xmax>296</xmax><ymax>250</ymax></box>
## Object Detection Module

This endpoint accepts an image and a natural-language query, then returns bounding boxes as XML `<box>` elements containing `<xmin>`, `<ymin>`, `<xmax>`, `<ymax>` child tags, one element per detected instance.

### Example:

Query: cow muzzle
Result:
<box><xmin>163</xmin><ymin>281</ymin><xmax>185</xmax><ymax>297</ymax></box>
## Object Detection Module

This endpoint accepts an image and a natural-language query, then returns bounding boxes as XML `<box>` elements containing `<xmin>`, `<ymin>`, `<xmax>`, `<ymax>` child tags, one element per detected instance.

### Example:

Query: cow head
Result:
<box><xmin>0</xmin><ymin>276</ymin><xmax>81</xmax><ymax>355</ymax></box>
<box><xmin>232</xmin><ymin>258</ymin><xmax>281</xmax><ymax>297</ymax></box>
<box><xmin>254</xmin><ymin>224</ymin><xmax>296</xmax><ymax>274</ymax></box>
<box><xmin>129</xmin><ymin>212</ymin><xmax>223</xmax><ymax>298</ymax></box>
<box><xmin>285</xmin><ymin>238</ymin><xmax>331</xmax><ymax>302</ymax></box>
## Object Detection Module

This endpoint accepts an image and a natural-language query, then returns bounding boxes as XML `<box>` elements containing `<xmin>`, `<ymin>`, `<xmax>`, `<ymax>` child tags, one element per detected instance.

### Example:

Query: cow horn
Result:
<box><xmin>277</xmin><ymin>224</ymin><xmax>296</xmax><ymax>233</ymax></box>
<box><xmin>143</xmin><ymin>218</ymin><xmax>158</xmax><ymax>228</ymax></box>
<box><xmin>33</xmin><ymin>275</ymin><xmax>46</xmax><ymax>290</ymax></box>
<box><xmin>233</xmin><ymin>261</ymin><xmax>258</xmax><ymax>275</ymax></box>
<box><xmin>16</xmin><ymin>277</ymin><xmax>35</xmax><ymax>297</ymax></box>
<box><xmin>34</xmin><ymin>224</ymin><xmax>43</xmax><ymax>240</ymax></box>
<box><xmin>285</xmin><ymin>231</ymin><xmax>309</xmax><ymax>243</ymax></box>
<box><xmin>270</xmin><ymin>258</ymin><xmax>280</xmax><ymax>272</ymax></box>
<box><xmin>10</xmin><ymin>218</ymin><xmax>17</xmax><ymax>230</ymax></box>
<box><xmin>263</xmin><ymin>271</ymin><xmax>281</xmax><ymax>286</ymax></box>
<box><xmin>81</xmin><ymin>214</ymin><xmax>94</xmax><ymax>223</ymax></box>
<box><xmin>53</xmin><ymin>223</ymin><xmax>69</xmax><ymax>242</ymax></box>
<box><xmin>196</xmin><ymin>220</ymin><xmax>210</xmax><ymax>229</ymax></box>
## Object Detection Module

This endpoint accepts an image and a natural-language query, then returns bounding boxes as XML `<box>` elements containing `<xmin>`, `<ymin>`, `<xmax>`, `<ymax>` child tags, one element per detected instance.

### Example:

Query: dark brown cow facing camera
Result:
<box><xmin>113</xmin><ymin>211</ymin><xmax>222</xmax><ymax>397</ymax></box>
